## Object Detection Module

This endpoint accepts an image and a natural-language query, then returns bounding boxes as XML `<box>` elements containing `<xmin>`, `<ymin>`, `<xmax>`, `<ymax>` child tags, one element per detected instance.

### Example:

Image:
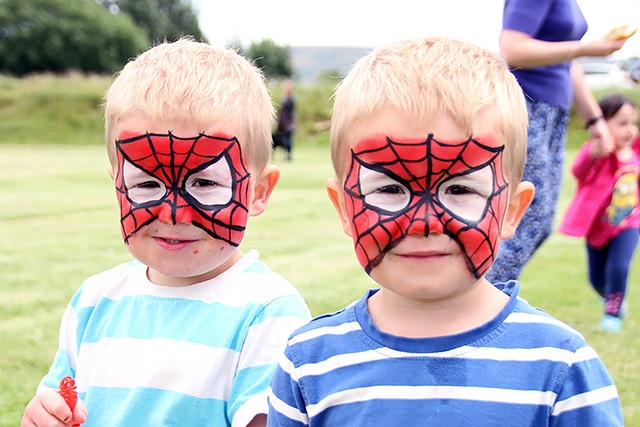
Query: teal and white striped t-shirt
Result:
<box><xmin>40</xmin><ymin>250</ymin><xmax>311</xmax><ymax>426</ymax></box>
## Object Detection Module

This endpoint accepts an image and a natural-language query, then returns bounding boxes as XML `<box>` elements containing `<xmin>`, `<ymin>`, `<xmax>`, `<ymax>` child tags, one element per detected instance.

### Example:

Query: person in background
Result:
<box><xmin>275</xmin><ymin>80</ymin><xmax>296</xmax><ymax>161</ymax></box>
<box><xmin>267</xmin><ymin>36</ymin><xmax>623</xmax><ymax>426</ymax></box>
<box><xmin>487</xmin><ymin>0</ymin><xmax>631</xmax><ymax>283</ymax></box>
<box><xmin>21</xmin><ymin>38</ymin><xmax>311</xmax><ymax>427</ymax></box>
<box><xmin>560</xmin><ymin>94</ymin><xmax>640</xmax><ymax>333</ymax></box>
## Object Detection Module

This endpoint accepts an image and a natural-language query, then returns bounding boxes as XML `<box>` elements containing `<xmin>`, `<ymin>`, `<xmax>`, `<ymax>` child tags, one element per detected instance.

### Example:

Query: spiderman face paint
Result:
<box><xmin>114</xmin><ymin>132</ymin><xmax>250</xmax><ymax>246</ymax></box>
<box><xmin>343</xmin><ymin>134</ymin><xmax>508</xmax><ymax>278</ymax></box>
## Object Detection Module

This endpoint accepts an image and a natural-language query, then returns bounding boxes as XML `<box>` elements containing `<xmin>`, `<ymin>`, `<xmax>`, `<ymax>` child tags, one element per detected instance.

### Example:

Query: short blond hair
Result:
<box><xmin>330</xmin><ymin>37</ymin><xmax>527</xmax><ymax>187</ymax></box>
<box><xmin>104</xmin><ymin>37</ymin><xmax>275</xmax><ymax>172</ymax></box>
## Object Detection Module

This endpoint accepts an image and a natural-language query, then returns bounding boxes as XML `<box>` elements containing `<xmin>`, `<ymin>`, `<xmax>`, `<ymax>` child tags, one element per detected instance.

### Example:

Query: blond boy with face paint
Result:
<box><xmin>21</xmin><ymin>38</ymin><xmax>310</xmax><ymax>427</ymax></box>
<box><xmin>267</xmin><ymin>37</ymin><xmax>622</xmax><ymax>426</ymax></box>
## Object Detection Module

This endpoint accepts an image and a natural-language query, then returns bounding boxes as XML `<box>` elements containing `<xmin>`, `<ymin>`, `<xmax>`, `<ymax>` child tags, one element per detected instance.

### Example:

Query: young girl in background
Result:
<box><xmin>560</xmin><ymin>94</ymin><xmax>640</xmax><ymax>332</ymax></box>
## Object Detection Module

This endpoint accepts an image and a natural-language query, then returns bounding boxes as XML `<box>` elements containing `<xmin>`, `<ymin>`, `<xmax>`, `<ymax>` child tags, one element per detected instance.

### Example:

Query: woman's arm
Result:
<box><xmin>499</xmin><ymin>29</ymin><xmax>627</xmax><ymax>69</ymax></box>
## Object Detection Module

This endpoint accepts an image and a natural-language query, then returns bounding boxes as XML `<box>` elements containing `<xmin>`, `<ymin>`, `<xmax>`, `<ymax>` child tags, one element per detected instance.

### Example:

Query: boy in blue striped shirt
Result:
<box><xmin>267</xmin><ymin>37</ymin><xmax>623</xmax><ymax>426</ymax></box>
<box><xmin>22</xmin><ymin>38</ymin><xmax>311</xmax><ymax>427</ymax></box>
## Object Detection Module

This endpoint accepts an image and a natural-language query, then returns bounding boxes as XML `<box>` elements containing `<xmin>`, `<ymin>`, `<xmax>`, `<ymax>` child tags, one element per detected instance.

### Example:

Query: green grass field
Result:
<box><xmin>2</xmin><ymin>141</ymin><xmax>639</xmax><ymax>425</ymax></box>
<box><xmin>1</xmin><ymin>74</ymin><xmax>639</xmax><ymax>424</ymax></box>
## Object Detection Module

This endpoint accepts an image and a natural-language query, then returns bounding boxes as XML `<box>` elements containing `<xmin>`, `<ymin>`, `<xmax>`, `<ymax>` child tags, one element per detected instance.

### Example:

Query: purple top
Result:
<box><xmin>503</xmin><ymin>0</ymin><xmax>587</xmax><ymax>110</ymax></box>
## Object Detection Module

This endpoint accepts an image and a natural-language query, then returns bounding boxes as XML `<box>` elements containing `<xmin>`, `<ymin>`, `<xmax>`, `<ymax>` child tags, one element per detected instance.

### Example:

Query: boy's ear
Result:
<box><xmin>326</xmin><ymin>178</ymin><xmax>353</xmax><ymax>237</ymax></box>
<box><xmin>500</xmin><ymin>181</ymin><xmax>535</xmax><ymax>240</ymax></box>
<box><xmin>249</xmin><ymin>165</ymin><xmax>280</xmax><ymax>216</ymax></box>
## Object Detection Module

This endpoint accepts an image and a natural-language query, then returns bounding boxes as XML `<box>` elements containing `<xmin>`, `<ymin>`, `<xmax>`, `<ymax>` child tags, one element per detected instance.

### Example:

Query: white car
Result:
<box><xmin>576</xmin><ymin>57</ymin><xmax>634</xmax><ymax>89</ymax></box>
<box><xmin>622</xmin><ymin>57</ymin><xmax>640</xmax><ymax>83</ymax></box>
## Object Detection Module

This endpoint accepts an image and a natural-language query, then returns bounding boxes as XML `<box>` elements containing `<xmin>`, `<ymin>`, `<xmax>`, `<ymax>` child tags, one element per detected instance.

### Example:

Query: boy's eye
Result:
<box><xmin>358</xmin><ymin>165</ymin><xmax>410</xmax><ymax>213</ymax></box>
<box><xmin>185</xmin><ymin>157</ymin><xmax>233</xmax><ymax>206</ymax></box>
<box><xmin>134</xmin><ymin>181</ymin><xmax>162</xmax><ymax>189</ymax></box>
<box><xmin>437</xmin><ymin>165</ymin><xmax>494</xmax><ymax>222</ymax></box>
<box><xmin>445</xmin><ymin>185</ymin><xmax>473</xmax><ymax>195</ymax></box>
<box><xmin>377</xmin><ymin>184</ymin><xmax>405</xmax><ymax>194</ymax></box>
<box><xmin>191</xmin><ymin>178</ymin><xmax>218</xmax><ymax>187</ymax></box>
<box><xmin>122</xmin><ymin>161</ymin><xmax>167</xmax><ymax>204</ymax></box>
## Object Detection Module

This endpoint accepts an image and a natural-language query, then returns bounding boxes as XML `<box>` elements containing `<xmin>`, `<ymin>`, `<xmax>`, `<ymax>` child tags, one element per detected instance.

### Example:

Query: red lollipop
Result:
<box><xmin>58</xmin><ymin>376</ymin><xmax>81</xmax><ymax>426</ymax></box>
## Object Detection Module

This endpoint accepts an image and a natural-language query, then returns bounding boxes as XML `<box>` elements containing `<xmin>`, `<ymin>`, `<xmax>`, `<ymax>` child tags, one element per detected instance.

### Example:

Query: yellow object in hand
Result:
<box><xmin>605</xmin><ymin>24</ymin><xmax>638</xmax><ymax>41</ymax></box>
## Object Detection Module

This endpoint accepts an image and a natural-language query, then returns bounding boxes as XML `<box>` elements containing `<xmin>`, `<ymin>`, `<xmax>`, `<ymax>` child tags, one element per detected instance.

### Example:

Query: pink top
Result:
<box><xmin>558</xmin><ymin>137</ymin><xmax>640</xmax><ymax>248</ymax></box>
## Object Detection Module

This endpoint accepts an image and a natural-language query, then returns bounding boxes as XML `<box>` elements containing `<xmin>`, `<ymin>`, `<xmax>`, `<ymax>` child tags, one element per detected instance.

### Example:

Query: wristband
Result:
<box><xmin>584</xmin><ymin>115</ymin><xmax>604</xmax><ymax>129</ymax></box>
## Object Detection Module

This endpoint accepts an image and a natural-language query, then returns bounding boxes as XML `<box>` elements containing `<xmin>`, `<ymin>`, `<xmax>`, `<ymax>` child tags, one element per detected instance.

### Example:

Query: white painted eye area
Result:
<box><xmin>123</xmin><ymin>160</ymin><xmax>166</xmax><ymax>204</ymax></box>
<box><xmin>437</xmin><ymin>165</ymin><xmax>494</xmax><ymax>222</ymax></box>
<box><xmin>184</xmin><ymin>156</ymin><xmax>233</xmax><ymax>206</ymax></box>
<box><xmin>122</xmin><ymin>156</ymin><xmax>234</xmax><ymax>206</ymax></box>
<box><xmin>359</xmin><ymin>164</ymin><xmax>410</xmax><ymax>212</ymax></box>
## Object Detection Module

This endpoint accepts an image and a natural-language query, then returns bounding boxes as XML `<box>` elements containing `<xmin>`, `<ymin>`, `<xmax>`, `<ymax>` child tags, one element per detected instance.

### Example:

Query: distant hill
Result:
<box><xmin>290</xmin><ymin>46</ymin><xmax>372</xmax><ymax>85</ymax></box>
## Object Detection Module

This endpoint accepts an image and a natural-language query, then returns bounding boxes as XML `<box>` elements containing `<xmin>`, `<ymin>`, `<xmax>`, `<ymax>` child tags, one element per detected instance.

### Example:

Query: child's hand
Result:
<box><xmin>21</xmin><ymin>388</ymin><xmax>87</xmax><ymax>427</ymax></box>
<box><xmin>588</xmin><ymin>120</ymin><xmax>615</xmax><ymax>159</ymax></box>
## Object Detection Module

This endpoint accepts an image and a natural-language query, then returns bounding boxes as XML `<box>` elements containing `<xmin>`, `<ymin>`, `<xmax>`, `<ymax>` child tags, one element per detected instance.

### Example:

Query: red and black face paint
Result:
<box><xmin>343</xmin><ymin>134</ymin><xmax>508</xmax><ymax>278</ymax></box>
<box><xmin>114</xmin><ymin>132</ymin><xmax>251</xmax><ymax>246</ymax></box>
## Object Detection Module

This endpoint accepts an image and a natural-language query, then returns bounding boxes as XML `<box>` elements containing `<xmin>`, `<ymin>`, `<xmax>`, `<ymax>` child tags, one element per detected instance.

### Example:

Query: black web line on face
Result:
<box><xmin>116</xmin><ymin>132</ymin><xmax>250</xmax><ymax>246</ymax></box>
<box><xmin>346</xmin><ymin>135</ymin><xmax>506</xmax><ymax>277</ymax></box>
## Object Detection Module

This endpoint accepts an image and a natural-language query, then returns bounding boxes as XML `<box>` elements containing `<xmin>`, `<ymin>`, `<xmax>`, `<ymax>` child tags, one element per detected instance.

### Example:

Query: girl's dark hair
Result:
<box><xmin>598</xmin><ymin>94</ymin><xmax>638</xmax><ymax>120</ymax></box>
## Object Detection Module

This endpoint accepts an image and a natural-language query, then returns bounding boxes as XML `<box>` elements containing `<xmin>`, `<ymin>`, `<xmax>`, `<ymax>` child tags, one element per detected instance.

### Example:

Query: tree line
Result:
<box><xmin>0</xmin><ymin>0</ymin><xmax>292</xmax><ymax>78</ymax></box>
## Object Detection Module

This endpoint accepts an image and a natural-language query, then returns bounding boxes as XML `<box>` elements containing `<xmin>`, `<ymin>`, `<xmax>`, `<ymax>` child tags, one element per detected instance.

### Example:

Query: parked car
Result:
<box><xmin>621</xmin><ymin>57</ymin><xmax>640</xmax><ymax>83</ymax></box>
<box><xmin>576</xmin><ymin>56</ymin><xmax>634</xmax><ymax>89</ymax></box>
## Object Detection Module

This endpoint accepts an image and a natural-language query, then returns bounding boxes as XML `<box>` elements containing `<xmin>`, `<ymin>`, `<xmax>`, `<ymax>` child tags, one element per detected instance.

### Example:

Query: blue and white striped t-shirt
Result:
<box><xmin>268</xmin><ymin>282</ymin><xmax>623</xmax><ymax>426</ymax></box>
<box><xmin>40</xmin><ymin>250</ymin><xmax>311</xmax><ymax>426</ymax></box>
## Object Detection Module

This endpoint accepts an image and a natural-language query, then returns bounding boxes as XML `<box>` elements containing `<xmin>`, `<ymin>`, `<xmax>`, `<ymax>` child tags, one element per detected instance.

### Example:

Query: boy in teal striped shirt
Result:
<box><xmin>22</xmin><ymin>38</ymin><xmax>310</xmax><ymax>427</ymax></box>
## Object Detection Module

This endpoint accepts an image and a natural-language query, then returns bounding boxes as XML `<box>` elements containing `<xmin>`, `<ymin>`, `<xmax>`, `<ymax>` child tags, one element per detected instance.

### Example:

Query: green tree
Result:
<box><xmin>0</xmin><ymin>0</ymin><xmax>149</xmax><ymax>76</ymax></box>
<box><xmin>245</xmin><ymin>39</ymin><xmax>293</xmax><ymax>79</ymax></box>
<box><xmin>97</xmin><ymin>0</ymin><xmax>207</xmax><ymax>44</ymax></box>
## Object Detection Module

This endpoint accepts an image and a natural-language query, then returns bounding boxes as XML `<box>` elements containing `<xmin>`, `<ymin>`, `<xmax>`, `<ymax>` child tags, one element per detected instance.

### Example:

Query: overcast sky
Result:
<box><xmin>195</xmin><ymin>0</ymin><xmax>640</xmax><ymax>58</ymax></box>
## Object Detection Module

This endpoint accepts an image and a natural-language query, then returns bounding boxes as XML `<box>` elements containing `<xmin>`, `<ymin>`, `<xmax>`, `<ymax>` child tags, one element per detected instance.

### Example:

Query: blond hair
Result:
<box><xmin>104</xmin><ymin>37</ymin><xmax>275</xmax><ymax>172</ymax></box>
<box><xmin>330</xmin><ymin>37</ymin><xmax>527</xmax><ymax>187</ymax></box>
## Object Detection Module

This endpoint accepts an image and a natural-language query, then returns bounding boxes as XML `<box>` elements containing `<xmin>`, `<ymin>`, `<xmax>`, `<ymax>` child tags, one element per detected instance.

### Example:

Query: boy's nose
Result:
<box><xmin>157</xmin><ymin>201</ymin><xmax>175</xmax><ymax>224</ymax></box>
<box><xmin>426</xmin><ymin>215</ymin><xmax>445</xmax><ymax>235</ymax></box>
<box><xmin>157</xmin><ymin>194</ymin><xmax>195</xmax><ymax>224</ymax></box>
<box><xmin>406</xmin><ymin>202</ymin><xmax>444</xmax><ymax>236</ymax></box>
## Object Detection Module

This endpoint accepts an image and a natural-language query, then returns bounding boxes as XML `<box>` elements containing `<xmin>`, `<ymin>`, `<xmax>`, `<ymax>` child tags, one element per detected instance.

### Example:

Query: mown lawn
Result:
<box><xmin>1</xmin><ymin>140</ymin><xmax>639</xmax><ymax>425</ymax></box>
<box><xmin>1</xmin><ymin>73</ymin><xmax>639</xmax><ymax>424</ymax></box>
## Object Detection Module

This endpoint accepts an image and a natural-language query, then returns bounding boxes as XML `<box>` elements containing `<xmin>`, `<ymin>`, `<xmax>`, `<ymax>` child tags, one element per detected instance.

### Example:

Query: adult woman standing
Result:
<box><xmin>487</xmin><ymin>0</ymin><xmax>631</xmax><ymax>283</ymax></box>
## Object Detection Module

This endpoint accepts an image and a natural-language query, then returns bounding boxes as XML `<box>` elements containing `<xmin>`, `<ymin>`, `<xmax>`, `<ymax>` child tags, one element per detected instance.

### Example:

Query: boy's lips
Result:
<box><xmin>392</xmin><ymin>237</ymin><xmax>452</xmax><ymax>259</ymax></box>
<box><xmin>153</xmin><ymin>236</ymin><xmax>198</xmax><ymax>250</ymax></box>
<box><xmin>400</xmin><ymin>252</ymin><xmax>446</xmax><ymax>258</ymax></box>
<box><xmin>395</xmin><ymin>249</ymin><xmax>449</xmax><ymax>259</ymax></box>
